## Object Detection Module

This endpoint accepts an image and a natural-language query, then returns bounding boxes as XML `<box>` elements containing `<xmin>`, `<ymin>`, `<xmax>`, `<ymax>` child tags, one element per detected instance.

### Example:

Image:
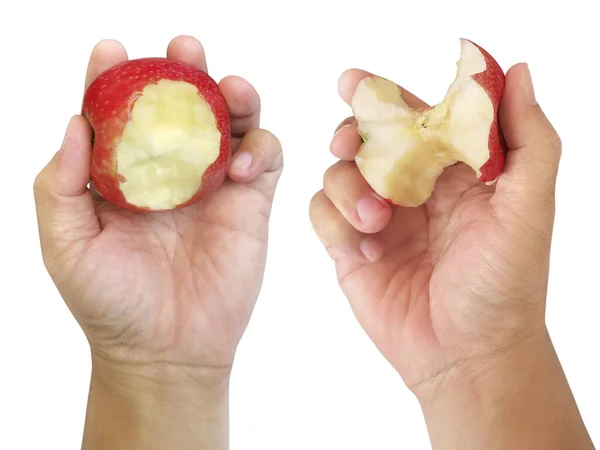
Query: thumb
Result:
<box><xmin>33</xmin><ymin>115</ymin><xmax>100</xmax><ymax>272</ymax></box>
<box><xmin>495</xmin><ymin>63</ymin><xmax>562</xmax><ymax>211</ymax></box>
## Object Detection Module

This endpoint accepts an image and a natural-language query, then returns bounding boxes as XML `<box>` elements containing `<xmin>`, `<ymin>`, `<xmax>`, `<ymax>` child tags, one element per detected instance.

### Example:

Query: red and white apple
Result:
<box><xmin>352</xmin><ymin>39</ymin><xmax>507</xmax><ymax>207</ymax></box>
<box><xmin>82</xmin><ymin>58</ymin><xmax>231</xmax><ymax>212</ymax></box>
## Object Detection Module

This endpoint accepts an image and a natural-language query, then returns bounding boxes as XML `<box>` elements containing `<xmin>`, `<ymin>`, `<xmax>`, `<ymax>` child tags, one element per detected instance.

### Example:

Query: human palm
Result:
<box><xmin>34</xmin><ymin>37</ymin><xmax>283</xmax><ymax>370</ymax></box>
<box><xmin>311</xmin><ymin>66</ymin><xmax>560</xmax><ymax>390</ymax></box>
<box><xmin>336</xmin><ymin>164</ymin><xmax>550</xmax><ymax>388</ymax></box>
<box><xmin>75</xmin><ymin>171</ymin><xmax>274</xmax><ymax>367</ymax></box>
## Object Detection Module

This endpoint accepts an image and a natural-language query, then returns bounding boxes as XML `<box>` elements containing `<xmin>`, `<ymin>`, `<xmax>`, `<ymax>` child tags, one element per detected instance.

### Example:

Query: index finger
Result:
<box><xmin>338</xmin><ymin>68</ymin><xmax>430</xmax><ymax>109</ymax></box>
<box><xmin>331</xmin><ymin>69</ymin><xmax>431</xmax><ymax>161</ymax></box>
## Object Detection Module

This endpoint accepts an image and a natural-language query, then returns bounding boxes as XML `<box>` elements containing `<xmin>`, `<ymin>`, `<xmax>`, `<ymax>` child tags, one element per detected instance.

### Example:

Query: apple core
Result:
<box><xmin>352</xmin><ymin>39</ymin><xmax>505</xmax><ymax>207</ymax></box>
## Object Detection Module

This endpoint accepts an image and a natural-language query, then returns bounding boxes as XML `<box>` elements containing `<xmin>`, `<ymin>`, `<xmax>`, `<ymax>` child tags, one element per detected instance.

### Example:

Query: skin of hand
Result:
<box><xmin>34</xmin><ymin>36</ymin><xmax>283</xmax><ymax>449</ymax></box>
<box><xmin>310</xmin><ymin>65</ymin><xmax>595</xmax><ymax>448</ymax></box>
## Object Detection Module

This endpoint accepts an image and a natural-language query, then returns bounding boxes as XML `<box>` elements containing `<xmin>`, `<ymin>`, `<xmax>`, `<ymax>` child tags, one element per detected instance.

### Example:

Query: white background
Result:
<box><xmin>1</xmin><ymin>0</ymin><xmax>599</xmax><ymax>448</ymax></box>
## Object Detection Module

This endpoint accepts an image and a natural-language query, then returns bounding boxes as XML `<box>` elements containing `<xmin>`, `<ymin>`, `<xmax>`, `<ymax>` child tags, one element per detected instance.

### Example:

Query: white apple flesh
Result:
<box><xmin>116</xmin><ymin>80</ymin><xmax>222</xmax><ymax>210</ymax></box>
<box><xmin>352</xmin><ymin>39</ymin><xmax>507</xmax><ymax>207</ymax></box>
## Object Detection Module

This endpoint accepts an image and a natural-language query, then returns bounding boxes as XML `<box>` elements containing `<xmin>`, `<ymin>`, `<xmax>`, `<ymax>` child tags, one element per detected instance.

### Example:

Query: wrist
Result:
<box><xmin>90</xmin><ymin>351</ymin><xmax>231</xmax><ymax>396</ymax></box>
<box><xmin>83</xmin><ymin>353</ymin><xmax>230</xmax><ymax>450</ymax></box>
<box><xmin>416</xmin><ymin>326</ymin><xmax>550</xmax><ymax>409</ymax></box>
<box><xmin>416</xmin><ymin>327</ymin><xmax>594</xmax><ymax>450</ymax></box>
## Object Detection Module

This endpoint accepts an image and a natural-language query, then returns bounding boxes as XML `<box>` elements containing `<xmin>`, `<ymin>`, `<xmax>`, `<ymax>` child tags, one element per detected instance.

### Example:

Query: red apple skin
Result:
<box><xmin>82</xmin><ymin>58</ymin><xmax>231</xmax><ymax>212</ymax></box>
<box><xmin>464</xmin><ymin>39</ymin><xmax>508</xmax><ymax>183</ymax></box>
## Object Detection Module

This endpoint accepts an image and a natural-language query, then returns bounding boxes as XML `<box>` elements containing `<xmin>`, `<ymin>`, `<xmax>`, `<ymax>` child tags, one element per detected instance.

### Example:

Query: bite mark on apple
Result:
<box><xmin>116</xmin><ymin>79</ymin><xmax>221</xmax><ymax>210</ymax></box>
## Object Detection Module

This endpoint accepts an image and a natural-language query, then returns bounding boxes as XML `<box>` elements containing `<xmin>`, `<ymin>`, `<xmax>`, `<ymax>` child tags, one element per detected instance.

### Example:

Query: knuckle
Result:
<box><xmin>269</xmin><ymin>133</ymin><xmax>282</xmax><ymax>155</ymax></box>
<box><xmin>324</xmin><ymin>161</ymin><xmax>359</xmax><ymax>195</ymax></box>
<box><xmin>309</xmin><ymin>189</ymin><xmax>327</xmax><ymax>212</ymax></box>
<box><xmin>33</xmin><ymin>171</ymin><xmax>55</xmax><ymax>205</ymax></box>
<box><xmin>33</xmin><ymin>171</ymin><xmax>47</xmax><ymax>195</ymax></box>
<box><xmin>272</xmin><ymin>149</ymin><xmax>284</xmax><ymax>172</ymax></box>
<box><xmin>323</xmin><ymin>164</ymin><xmax>335</xmax><ymax>184</ymax></box>
<box><xmin>548</xmin><ymin>134</ymin><xmax>562</xmax><ymax>160</ymax></box>
<box><xmin>323</xmin><ymin>166</ymin><xmax>335</xmax><ymax>189</ymax></box>
<box><xmin>250</xmin><ymin>128</ymin><xmax>283</xmax><ymax>172</ymax></box>
<box><xmin>323</xmin><ymin>161</ymin><xmax>344</xmax><ymax>186</ymax></box>
<box><xmin>536</xmin><ymin>121</ymin><xmax>562</xmax><ymax>161</ymax></box>
<box><xmin>264</xmin><ymin>130</ymin><xmax>283</xmax><ymax>160</ymax></box>
<box><xmin>248</xmin><ymin>128</ymin><xmax>282</xmax><ymax>153</ymax></box>
<box><xmin>309</xmin><ymin>190</ymin><xmax>331</xmax><ymax>223</ymax></box>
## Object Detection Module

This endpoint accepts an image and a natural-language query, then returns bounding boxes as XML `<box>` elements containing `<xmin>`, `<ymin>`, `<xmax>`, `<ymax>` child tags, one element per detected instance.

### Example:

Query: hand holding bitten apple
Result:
<box><xmin>310</xmin><ymin>40</ymin><xmax>594</xmax><ymax>449</ymax></box>
<box><xmin>33</xmin><ymin>36</ymin><xmax>282</xmax><ymax>449</ymax></box>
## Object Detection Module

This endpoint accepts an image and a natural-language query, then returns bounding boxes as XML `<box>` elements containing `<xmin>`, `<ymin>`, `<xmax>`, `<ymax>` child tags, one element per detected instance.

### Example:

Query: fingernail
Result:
<box><xmin>231</xmin><ymin>152</ymin><xmax>252</xmax><ymax>173</ymax></box>
<box><xmin>522</xmin><ymin>64</ymin><xmax>537</xmax><ymax>106</ymax></box>
<box><xmin>360</xmin><ymin>238</ymin><xmax>384</xmax><ymax>262</ymax></box>
<box><xmin>356</xmin><ymin>195</ymin><xmax>385</xmax><ymax>223</ymax></box>
<box><xmin>334</xmin><ymin>123</ymin><xmax>353</xmax><ymax>136</ymax></box>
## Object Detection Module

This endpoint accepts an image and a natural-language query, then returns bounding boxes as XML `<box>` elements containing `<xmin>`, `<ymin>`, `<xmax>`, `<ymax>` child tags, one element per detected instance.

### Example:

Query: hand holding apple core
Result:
<box><xmin>82</xmin><ymin>58</ymin><xmax>231</xmax><ymax>212</ymax></box>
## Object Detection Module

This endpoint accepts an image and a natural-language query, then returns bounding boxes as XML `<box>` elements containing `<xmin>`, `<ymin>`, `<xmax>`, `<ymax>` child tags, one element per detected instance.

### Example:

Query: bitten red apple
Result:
<box><xmin>82</xmin><ymin>58</ymin><xmax>231</xmax><ymax>212</ymax></box>
<box><xmin>352</xmin><ymin>39</ymin><xmax>507</xmax><ymax>207</ymax></box>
